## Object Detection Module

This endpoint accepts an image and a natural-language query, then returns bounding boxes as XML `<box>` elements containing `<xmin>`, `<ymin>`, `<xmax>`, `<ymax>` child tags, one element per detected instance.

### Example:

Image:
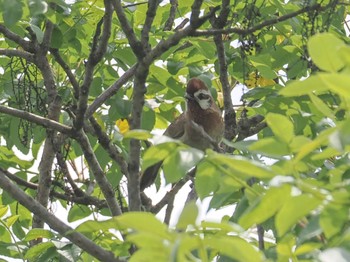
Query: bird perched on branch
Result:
<box><xmin>140</xmin><ymin>78</ymin><xmax>224</xmax><ymax>190</ymax></box>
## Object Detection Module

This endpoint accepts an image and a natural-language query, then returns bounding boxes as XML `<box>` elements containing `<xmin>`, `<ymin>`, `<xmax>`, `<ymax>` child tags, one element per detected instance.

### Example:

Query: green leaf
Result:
<box><xmin>2</xmin><ymin>0</ymin><xmax>23</xmax><ymax>26</ymax></box>
<box><xmin>281</xmin><ymin>73</ymin><xmax>350</xmax><ymax>98</ymax></box>
<box><xmin>265</xmin><ymin>113</ymin><xmax>294</xmax><ymax>144</ymax></box>
<box><xmin>239</xmin><ymin>185</ymin><xmax>291</xmax><ymax>229</ymax></box>
<box><xmin>195</xmin><ymin>161</ymin><xmax>220</xmax><ymax>199</ymax></box>
<box><xmin>249</xmin><ymin>137</ymin><xmax>290</xmax><ymax>157</ymax></box>
<box><xmin>24</xmin><ymin>228</ymin><xmax>54</xmax><ymax>241</ymax></box>
<box><xmin>308</xmin><ymin>33</ymin><xmax>345</xmax><ymax>72</ymax></box>
<box><xmin>250</xmin><ymin>55</ymin><xmax>277</xmax><ymax>79</ymax></box>
<box><xmin>142</xmin><ymin>142</ymin><xmax>179</xmax><ymax>171</ymax></box>
<box><xmin>176</xmin><ymin>201</ymin><xmax>198</xmax><ymax>230</ymax></box>
<box><xmin>68</xmin><ymin>204</ymin><xmax>92</xmax><ymax>223</ymax></box>
<box><xmin>116</xmin><ymin>212</ymin><xmax>169</xmax><ymax>239</ymax></box>
<box><xmin>320</xmin><ymin>204</ymin><xmax>348</xmax><ymax>239</ymax></box>
<box><xmin>24</xmin><ymin>242</ymin><xmax>55</xmax><ymax>260</ymax></box>
<box><xmin>204</xmin><ymin>236</ymin><xmax>263</xmax><ymax>262</ymax></box>
<box><xmin>163</xmin><ymin>147</ymin><xmax>204</xmax><ymax>184</ymax></box>
<box><xmin>275</xmin><ymin>194</ymin><xmax>322</xmax><ymax>236</ymax></box>
<box><xmin>280</xmin><ymin>75</ymin><xmax>327</xmax><ymax>97</ymax></box>
<box><xmin>207</xmin><ymin>151</ymin><xmax>275</xmax><ymax>180</ymax></box>
<box><xmin>29</xmin><ymin>0</ymin><xmax>48</xmax><ymax>16</ymax></box>
<box><xmin>308</xmin><ymin>93</ymin><xmax>335</xmax><ymax>119</ymax></box>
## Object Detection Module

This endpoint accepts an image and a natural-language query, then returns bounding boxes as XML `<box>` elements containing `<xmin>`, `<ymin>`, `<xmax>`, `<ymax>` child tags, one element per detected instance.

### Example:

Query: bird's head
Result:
<box><xmin>185</xmin><ymin>78</ymin><xmax>213</xmax><ymax>110</ymax></box>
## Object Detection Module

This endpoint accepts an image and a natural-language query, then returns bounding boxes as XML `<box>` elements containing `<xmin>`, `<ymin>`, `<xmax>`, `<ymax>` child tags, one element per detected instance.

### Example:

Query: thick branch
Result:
<box><xmin>0</xmin><ymin>24</ymin><xmax>34</xmax><ymax>52</ymax></box>
<box><xmin>74</xmin><ymin>129</ymin><xmax>122</xmax><ymax>216</ymax></box>
<box><xmin>0</xmin><ymin>105</ymin><xmax>71</xmax><ymax>134</ymax></box>
<box><xmin>0</xmin><ymin>48</ymin><xmax>34</xmax><ymax>61</ymax></box>
<box><xmin>0</xmin><ymin>170</ymin><xmax>123</xmax><ymax>262</ymax></box>
<box><xmin>40</xmin><ymin>20</ymin><xmax>54</xmax><ymax>54</ymax></box>
<box><xmin>127</xmin><ymin>64</ymin><xmax>149</xmax><ymax>212</ymax></box>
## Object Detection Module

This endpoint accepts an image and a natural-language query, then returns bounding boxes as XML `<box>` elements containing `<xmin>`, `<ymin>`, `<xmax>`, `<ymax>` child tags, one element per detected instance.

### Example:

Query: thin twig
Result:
<box><xmin>163</xmin><ymin>0</ymin><xmax>178</xmax><ymax>31</ymax></box>
<box><xmin>74</xmin><ymin>129</ymin><xmax>123</xmax><ymax>216</ymax></box>
<box><xmin>193</xmin><ymin>3</ymin><xmax>325</xmax><ymax>36</ymax></box>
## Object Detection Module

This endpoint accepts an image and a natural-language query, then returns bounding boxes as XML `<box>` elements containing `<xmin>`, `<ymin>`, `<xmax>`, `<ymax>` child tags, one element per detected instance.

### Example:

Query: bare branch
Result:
<box><xmin>0</xmin><ymin>48</ymin><xmax>34</xmax><ymax>62</ymax></box>
<box><xmin>89</xmin><ymin>117</ymin><xmax>128</xmax><ymax>175</ymax></box>
<box><xmin>111</xmin><ymin>0</ymin><xmax>144</xmax><ymax>59</ymax></box>
<box><xmin>210</xmin><ymin>0</ymin><xmax>237</xmax><ymax>142</ymax></box>
<box><xmin>0</xmin><ymin>105</ymin><xmax>71</xmax><ymax>134</ymax></box>
<box><xmin>190</xmin><ymin>0</ymin><xmax>204</xmax><ymax>25</ymax></box>
<box><xmin>86</xmin><ymin>64</ymin><xmax>137</xmax><ymax>118</ymax></box>
<box><xmin>75</xmin><ymin>0</ymin><xmax>113</xmax><ymax>130</ymax></box>
<box><xmin>0</xmin><ymin>24</ymin><xmax>34</xmax><ymax>52</ymax></box>
<box><xmin>50</xmin><ymin>48</ymin><xmax>80</xmax><ymax>100</ymax></box>
<box><xmin>1</xmin><ymin>167</ymin><xmax>107</xmax><ymax>209</ymax></box>
<box><xmin>74</xmin><ymin>129</ymin><xmax>123</xmax><ymax>216</ymax></box>
<box><xmin>0</xmin><ymin>170</ymin><xmax>123</xmax><ymax>262</ymax></box>
<box><xmin>150</xmin><ymin>174</ymin><xmax>192</xmax><ymax>214</ymax></box>
<box><xmin>193</xmin><ymin>3</ymin><xmax>325</xmax><ymax>36</ymax></box>
<box><xmin>141</xmin><ymin>0</ymin><xmax>159</xmax><ymax>49</ymax></box>
<box><xmin>40</xmin><ymin>20</ymin><xmax>54</xmax><ymax>54</ymax></box>
<box><xmin>163</xmin><ymin>0</ymin><xmax>178</xmax><ymax>31</ymax></box>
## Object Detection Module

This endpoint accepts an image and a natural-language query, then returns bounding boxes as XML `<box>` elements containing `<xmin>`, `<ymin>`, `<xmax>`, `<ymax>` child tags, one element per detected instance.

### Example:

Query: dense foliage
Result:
<box><xmin>0</xmin><ymin>0</ymin><xmax>349</xmax><ymax>261</ymax></box>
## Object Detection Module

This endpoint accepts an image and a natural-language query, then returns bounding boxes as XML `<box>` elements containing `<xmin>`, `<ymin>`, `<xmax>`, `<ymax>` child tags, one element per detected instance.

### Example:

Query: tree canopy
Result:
<box><xmin>0</xmin><ymin>0</ymin><xmax>350</xmax><ymax>261</ymax></box>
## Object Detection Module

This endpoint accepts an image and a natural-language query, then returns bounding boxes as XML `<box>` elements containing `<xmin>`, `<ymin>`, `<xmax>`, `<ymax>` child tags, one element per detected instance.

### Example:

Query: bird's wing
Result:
<box><xmin>163</xmin><ymin>113</ymin><xmax>186</xmax><ymax>139</ymax></box>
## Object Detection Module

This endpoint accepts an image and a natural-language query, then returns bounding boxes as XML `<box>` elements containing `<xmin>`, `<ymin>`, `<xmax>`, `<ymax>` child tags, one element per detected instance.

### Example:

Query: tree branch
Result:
<box><xmin>0</xmin><ymin>105</ymin><xmax>71</xmax><ymax>134</ymax></box>
<box><xmin>0</xmin><ymin>170</ymin><xmax>123</xmax><ymax>262</ymax></box>
<box><xmin>0</xmin><ymin>48</ymin><xmax>34</xmax><ymax>61</ymax></box>
<box><xmin>85</xmin><ymin>64</ymin><xmax>137</xmax><ymax>118</ymax></box>
<box><xmin>111</xmin><ymin>0</ymin><xmax>144</xmax><ymax>59</ymax></box>
<box><xmin>141</xmin><ymin>0</ymin><xmax>158</xmax><ymax>50</ymax></box>
<box><xmin>75</xmin><ymin>1</ymin><xmax>113</xmax><ymax>130</ymax></box>
<box><xmin>0</xmin><ymin>24</ymin><xmax>34</xmax><ymax>52</ymax></box>
<box><xmin>163</xmin><ymin>0</ymin><xmax>178</xmax><ymax>31</ymax></box>
<box><xmin>89</xmin><ymin>117</ymin><xmax>128</xmax><ymax>175</ymax></box>
<box><xmin>50</xmin><ymin>48</ymin><xmax>80</xmax><ymax>100</ymax></box>
<box><xmin>193</xmin><ymin>3</ymin><xmax>325</xmax><ymax>36</ymax></box>
<box><xmin>211</xmin><ymin>0</ymin><xmax>237</xmax><ymax>142</ymax></box>
<box><xmin>74</xmin><ymin>129</ymin><xmax>122</xmax><ymax>216</ymax></box>
<box><xmin>1</xmin><ymin>167</ymin><xmax>108</xmax><ymax>209</ymax></box>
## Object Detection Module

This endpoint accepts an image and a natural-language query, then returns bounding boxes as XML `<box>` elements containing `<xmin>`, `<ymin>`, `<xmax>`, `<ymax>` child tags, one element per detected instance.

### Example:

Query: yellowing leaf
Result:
<box><xmin>258</xmin><ymin>77</ymin><xmax>275</xmax><ymax>87</ymax></box>
<box><xmin>123</xmin><ymin>129</ymin><xmax>152</xmax><ymax>140</ymax></box>
<box><xmin>245</xmin><ymin>72</ymin><xmax>259</xmax><ymax>88</ymax></box>
<box><xmin>116</xmin><ymin>119</ymin><xmax>129</xmax><ymax>134</ymax></box>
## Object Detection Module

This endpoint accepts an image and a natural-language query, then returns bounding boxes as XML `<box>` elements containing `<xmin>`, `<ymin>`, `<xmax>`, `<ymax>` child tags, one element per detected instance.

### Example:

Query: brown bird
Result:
<box><xmin>140</xmin><ymin>78</ymin><xmax>224</xmax><ymax>190</ymax></box>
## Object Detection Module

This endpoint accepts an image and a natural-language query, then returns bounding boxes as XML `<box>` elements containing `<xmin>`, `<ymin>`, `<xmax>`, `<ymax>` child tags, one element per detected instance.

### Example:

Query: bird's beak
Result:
<box><xmin>184</xmin><ymin>93</ymin><xmax>194</xmax><ymax>100</ymax></box>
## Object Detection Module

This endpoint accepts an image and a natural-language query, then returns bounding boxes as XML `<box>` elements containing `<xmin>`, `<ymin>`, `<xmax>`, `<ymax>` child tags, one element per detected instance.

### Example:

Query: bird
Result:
<box><xmin>140</xmin><ymin>78</ymin><xmax>224</xmax><ymax>190</ymax></box>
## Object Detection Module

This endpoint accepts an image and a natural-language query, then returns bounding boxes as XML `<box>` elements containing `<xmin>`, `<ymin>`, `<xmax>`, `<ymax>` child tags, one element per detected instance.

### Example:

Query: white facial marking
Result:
<box><xmin>193</xmin><ymin>89</ymin><xmax>212</xmax><ymax>110</ymax></box>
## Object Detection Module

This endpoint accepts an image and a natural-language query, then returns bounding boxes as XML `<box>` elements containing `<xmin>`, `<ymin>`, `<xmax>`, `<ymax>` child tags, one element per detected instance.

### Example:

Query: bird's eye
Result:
<box><xmin>197</xmin><ymin>93</ymin><xmax>210</xmax><ymax>100</ymax></box>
